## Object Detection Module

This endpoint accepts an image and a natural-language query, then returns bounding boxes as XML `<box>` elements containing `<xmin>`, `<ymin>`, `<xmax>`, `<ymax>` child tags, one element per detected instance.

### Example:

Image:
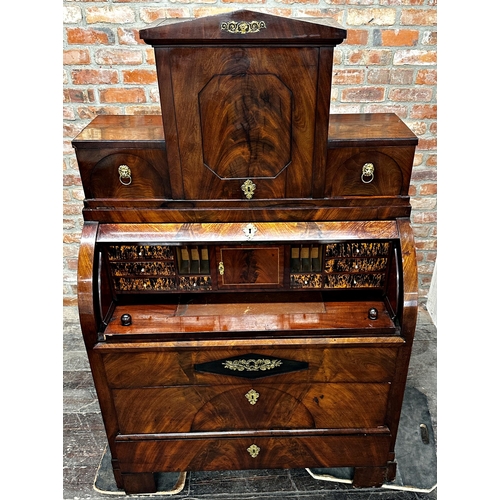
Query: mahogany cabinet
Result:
<box><xmin>73</xmin><ymin>10</ymin><xmax>419</xmax><ymax>495</ymax></box>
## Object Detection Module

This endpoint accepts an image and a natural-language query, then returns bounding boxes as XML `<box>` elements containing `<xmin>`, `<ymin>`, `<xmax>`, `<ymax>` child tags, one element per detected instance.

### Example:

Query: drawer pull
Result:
<box><xmin>241</xmin><ymin>179</ymin><xmax>256</xmax><ymax>199</ymax></box>
<box><xmin>118</xmin><ymin>165</ymin><xmax>132</xmax><ymax>185</ymax></box>
<box><xmin>218</xmin><ymin>261</ymin><xmax>225</xmax><ymax>275</ymax></box>
<box><xmin>223</xmin><ymin>358</ymin><xmax>283</xmax><ymax>372</ymax></box>
<box><xmin>247</xmin><ymin>444</ymin><xmax>260</xmax><ymax>458</ymax></box>
<box><xmin>245</xmin><ymin>389</ymin><xmax>260</xmax><ymax>405</ymax></box>
<box><xmin>361</xmin><ymin>162</ymin><xmax>374</xmax><ymax>184</ymax></box>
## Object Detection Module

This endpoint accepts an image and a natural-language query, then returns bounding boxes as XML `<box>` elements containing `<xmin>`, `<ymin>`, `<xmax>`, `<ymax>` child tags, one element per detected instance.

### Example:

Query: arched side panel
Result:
<box><xmin>384</xmin><ymin>218</ymin><xmax>419</xmax><ymax>463</ymax></box>
<box><xmin>77</xmin><ymin>221</ymin><xmax>124</xmax><ymax>489</ymax></box>
<box><xmin>78</xmin><ymin>221</ymin><xmax>101</xmax><ymax>350</ymax></box>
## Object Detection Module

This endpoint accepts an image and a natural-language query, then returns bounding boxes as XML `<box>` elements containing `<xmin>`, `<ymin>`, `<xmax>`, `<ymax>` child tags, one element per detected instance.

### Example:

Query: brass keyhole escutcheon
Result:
<box><xmin>241</xmin><ymin>179</ymin><xmax>256</xmax><ymax>199</ymax></box>
<box><xmin>218</xmin><ymin>261</ymin><xmax>225</xmax><ymax>275</ymax></box>
<box><xmin>361</xmin><ymin>162</ymin><xmax>374</xmax><ymax>184</ymax></box>
<box><xmin>118</xmin><ymin>164</ymin><xmax>132</xmax><ymax>185</ymax></box>
<box><xmin>247</xmin><ymin>444</ymin><xmax>260</xmax><ymax>458</ymax></box>
<box><xmin>245</xmin><ymin>389</ymin><xmax>260</xmax><ymax>405</ymax></box>
<box><xmin>243</xmin><ymin>223</ymin><xmax>257</xmax><ymax>239</ymax></box>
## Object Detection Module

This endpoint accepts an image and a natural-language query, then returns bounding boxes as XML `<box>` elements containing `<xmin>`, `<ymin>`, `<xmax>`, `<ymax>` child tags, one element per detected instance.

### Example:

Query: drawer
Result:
<box><xmin>115</xmin><ymin>433</ymin><xmax>392</xmax><ymax>472</ymax></box>
<box><xmin>112</xmin><ymin>383</ymin><xmax>390</xmax><ymax>434</ymax></box>
<box><xmin>325</xmin><ymin>146</ymin><xmax>414</xmax><ymax>197</ymax></box>
<box><xmin>75</xmin><ymin>148</ymin><xmax>170</xmax><ymax>199</ymax></box>
<box><xmin>101</xmin><ymin>346</ymin><xmax>398</xmax><ymax>388</ymax></box>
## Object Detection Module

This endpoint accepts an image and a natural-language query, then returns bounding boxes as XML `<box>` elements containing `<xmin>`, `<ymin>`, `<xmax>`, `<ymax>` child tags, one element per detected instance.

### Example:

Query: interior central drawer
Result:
<box><xmin>111</xmin><ymin>382</ymin><xmax>390</xmax><ymax>434</ymax></box>
<box><xmin>101</xmin><ymin>345</ymin><xmax>398</xmax><ymax>388</ymax></box>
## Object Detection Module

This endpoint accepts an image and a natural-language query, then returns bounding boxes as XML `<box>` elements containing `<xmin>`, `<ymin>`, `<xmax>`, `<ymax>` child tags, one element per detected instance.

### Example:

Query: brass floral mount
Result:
<box><xmin>223</xmin><ymin>358</ymin><xmax>283</xmax><ymax>372</ymax></box>
<box><xmin>221</xmin><ymin>20</ymin><xmax>267</xmax><ymax>34</ymax></box>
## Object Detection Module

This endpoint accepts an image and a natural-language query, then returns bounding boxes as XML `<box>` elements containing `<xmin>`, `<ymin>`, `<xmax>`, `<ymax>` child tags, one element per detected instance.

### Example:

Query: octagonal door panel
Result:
<box><xmin>158</xmin><ymin>47</ymin><xmax>320</xmax><ymax>200</ymax></box>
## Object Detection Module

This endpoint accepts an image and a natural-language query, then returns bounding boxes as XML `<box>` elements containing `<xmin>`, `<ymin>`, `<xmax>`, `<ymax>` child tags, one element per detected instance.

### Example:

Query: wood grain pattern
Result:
<box><xmin>115</xmin><ymin>434</ymin><xmax>391</xmax><ymax>473</ymax></box>
<box><xmin>96</xmin><ymin>221</ymin><xmax>399</xmax><ymax>243</ymax></box>
<box><xmin>112</xmin><ymin>382</ymin><xmax>390</xmax><ymax>434</ymax></box>
<box><xmin>101</xmin><ymin>344</ymin><xmax>398</xmax><ymax>388</ymax></box>
<box><xmin>72</xmin><ymin>10</ymin><xmax>419</xmax><ymax>492</ymax></box>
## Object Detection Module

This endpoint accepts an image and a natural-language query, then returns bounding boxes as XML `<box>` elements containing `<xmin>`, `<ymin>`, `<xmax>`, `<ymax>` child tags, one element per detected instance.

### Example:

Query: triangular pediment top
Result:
<box><xmin>139</xmin><ymin>10</ymin><xmax>346</xmax><ymax>46</ymax></box>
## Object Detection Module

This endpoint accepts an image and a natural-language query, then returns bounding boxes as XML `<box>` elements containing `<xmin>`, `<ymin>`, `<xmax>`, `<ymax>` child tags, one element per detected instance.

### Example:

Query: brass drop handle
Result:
<box><xmin>361</xmin><ymin>162</ymin><xmax>374</xmax><ymax>184</ymax></box>
<box><xmin>118</xmin><ymin>164</ymin><xmax>132</xmax><ymax>185</ymax></box>
<box><xmin>247</xmin><ymin>444</ymin><xmax>260</xmax><ymax>458</ymax></box>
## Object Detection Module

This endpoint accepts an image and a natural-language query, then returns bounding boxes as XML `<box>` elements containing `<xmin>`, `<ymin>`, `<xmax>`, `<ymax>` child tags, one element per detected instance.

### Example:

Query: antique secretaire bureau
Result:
<box><xmin>73</xmin><ymin>10</ymin><xmax>418</xmax><ymax>494</ymax></box>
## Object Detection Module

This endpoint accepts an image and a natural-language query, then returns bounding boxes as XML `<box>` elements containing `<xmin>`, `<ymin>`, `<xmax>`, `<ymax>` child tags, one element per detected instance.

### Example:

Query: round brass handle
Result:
<box><xmin>361</xmin><ymin>162</ymin><xmax>374</xmax><ymax>184</ymax></box>
<box><xmin>118</xmin><ymin>164</ymin><xmax>132</xmax><ymax>186</ymax></box>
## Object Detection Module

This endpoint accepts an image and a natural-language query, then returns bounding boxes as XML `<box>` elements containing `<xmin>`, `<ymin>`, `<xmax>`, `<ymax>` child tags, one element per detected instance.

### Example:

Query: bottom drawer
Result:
<box><xmin>115</xmin><ymin>434</ymin><xmax>391</xmax><ymax>473</ymax></box>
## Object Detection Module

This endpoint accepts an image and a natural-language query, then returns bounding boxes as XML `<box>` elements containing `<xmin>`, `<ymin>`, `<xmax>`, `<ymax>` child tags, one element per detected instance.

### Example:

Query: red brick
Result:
<box><xmin>380</xmin><ymin>29</ymin><xmax>419</xmax><ymax>46</ymax></box>
<box><xmin>417</xmin><ymin>137</ymin><xmax>437</xmax><ymax>150</ymax></box>
<box><xmin>410</xmin><ymin>104</ymin><xmax>437</xmax><ymax>119</ymax></box>
<box><xmin>400</xmin><ymin>9</ymin><xmax>437</xmax><ymax>26</ymax></box>
<box><xmin>333</xmin><ymin>69</ymin><xmax>364</xmax><ymax>85</ymax></box>
<box><xmin>367</xmin><ymin>69</ymin><xmax>390</xmax><ymax>84</ymax></box>
<box><xmin>416</xmin><ymin>69</ymin><xmax>437</xmax><ymax>85</ymax></box>
<box><xmin>388</xmin><ymin>88</ymin><xmax>433</xmax><ymax>102</ymax></box>
<box><xmin>71</xmin><ymin>69</ymin><xmax>119</xmax><ymax>85</ymax></box>
<box><xmin>346</xmin><ymin>29</ymin><xmax>369</xmax><ymax>46</ymax></box>
<box><xmin>123</xmin><ymin>69</ymin><xmax>157</xmax><ymax>85</ymax></box>
<box><xmin>380</xmin><ymin>0</ymin><xmax>426</xmax><ymax>5</ymax></box>
<box><xmin>99</xmin><ymin>88</ymin><xmax>146</xmax><ymax>103</ymax></box>
<box><xmin>117</xmin><ymin>28</ymin><xmax>144</xmax><ymax>45</ymax></box>
<box><xmin>347</xmin><ymin>8</ymin><xmax>397</xmax><ymax>26</ymax></box>
<box><xmin>420</xmin><ymin>183</ymin><xmax>437</xmax><ymax>195</ymax></box>
<box><xmin>412</xmin><ymin>211</ymin><xmax>437</xmax><ymax>224</ymax></box>
<box><xmin>341</xmin><ymin>87</ymin><xmax>385</xmax><ymax>102</ymax></box>
<box><xmin>64</xmin><ymin>49</ymin><xmax>90</xmax><ymax>65</ymax></box>
<box><xmin>222</xmin><ymin>0</ymin><xmax>266</xmax><ymax>3</ymax></box>
<box><xmin>64</xmin><ymin>88</ymin><xmax>96</xmax><ymax>104</ymax></box>
<box><xmin>86</xmin><ymin>6</ymin><xmax>135</xmax><ymax>24</ymax></box>
<box><xmin>411</xmin><ymin>168</ymin><xmax>436</xmax><ymax>182</ymax></box>
<box><xmin>346</xmin><ymin>49</ymin><xmax>392</xmax><ymax>65</ymax></box>
<box><xmin>394</xmin><ymin>50</ymin><xmax>437</xmax><ymax>65</ymax></box>
<box><xmin>94</xmin><ymin>49</ymin><xmax>143</xmax><ymax>65</ymax></box>
<box><xmin>77</xmin><ymin>106</ymin><xmax>122</xmax><ymax>119</ymax></box>
<box><xmin>124</xmin><ymin>105</ymin><xmax>162</xmax><ymax>115</ymax></box>
<box><xmin>426</xmin><ymin>154</ymin><xmax>437</xmax><ymax>167</ymax></box>
<box><xmin>66</xmin><ymin>27</ymin><xmax>114</xmax><ymax>45</ymax></box>
<box><xmin>364</xmin><ymin>104</ymin><xmax>408</xmax><ymax>117</ymax></box>
<box><xmin>63</xmin><ymin>175</ymin><xmax>83</xmax><ymax>187</ymax></box>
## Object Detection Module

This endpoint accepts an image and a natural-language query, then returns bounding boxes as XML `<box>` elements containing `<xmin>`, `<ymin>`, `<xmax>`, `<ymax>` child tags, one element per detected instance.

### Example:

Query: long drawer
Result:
<box><xmin>101</xmin><ymin>345</ymin><xmax>399</xmax><ymax>387</ymax></box>
<box><xmin>115</xmin><ymin>433</ymin><xmax>392</xmax><ymax>473</ymax></box>
<box><xmin>112</xmin><ymin>382</ymin><xmax>390</xmax><ymax>433</ymax></box>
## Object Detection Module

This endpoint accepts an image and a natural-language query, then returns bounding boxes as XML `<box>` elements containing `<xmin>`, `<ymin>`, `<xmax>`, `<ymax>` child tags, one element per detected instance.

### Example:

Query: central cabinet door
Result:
<box><xmin>157</xmin><ymin>47</ymin><xmax>320</xmax><ymax>200</ymax></box>
<box><xmin>216</xmin><ymin>245</ymin><xmax>284</xmax><ymax>289</ymax></box>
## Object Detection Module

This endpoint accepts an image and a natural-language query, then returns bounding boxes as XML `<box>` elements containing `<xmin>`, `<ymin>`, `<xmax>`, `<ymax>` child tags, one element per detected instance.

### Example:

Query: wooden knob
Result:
<box><xmin>121</xmin><ymin>314</ymin><xmax>132</xmax><ymax>326</ymax></box>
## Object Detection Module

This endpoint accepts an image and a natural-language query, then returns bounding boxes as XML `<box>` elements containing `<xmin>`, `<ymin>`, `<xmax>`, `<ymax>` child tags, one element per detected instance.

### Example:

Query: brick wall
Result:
<box><xmin>63</xmin><ymin>0</ymin><xmax>437</xmax><ymax>308</ymax></box>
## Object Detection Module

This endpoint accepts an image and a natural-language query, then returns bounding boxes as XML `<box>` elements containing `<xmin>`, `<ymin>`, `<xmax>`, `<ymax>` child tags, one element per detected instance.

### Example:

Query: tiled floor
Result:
<box><xmin>63</xmin><ymin>305</ymin><xmax>437</xmax><ymax>500</ymax></box>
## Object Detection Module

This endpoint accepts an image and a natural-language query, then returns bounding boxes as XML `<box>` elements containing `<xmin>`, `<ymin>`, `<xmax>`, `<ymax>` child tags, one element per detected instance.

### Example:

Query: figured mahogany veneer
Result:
<box><xmin>74</xmin><ymin>10</ymin><xmax>418</xmax><ymax>495</ymax></box>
